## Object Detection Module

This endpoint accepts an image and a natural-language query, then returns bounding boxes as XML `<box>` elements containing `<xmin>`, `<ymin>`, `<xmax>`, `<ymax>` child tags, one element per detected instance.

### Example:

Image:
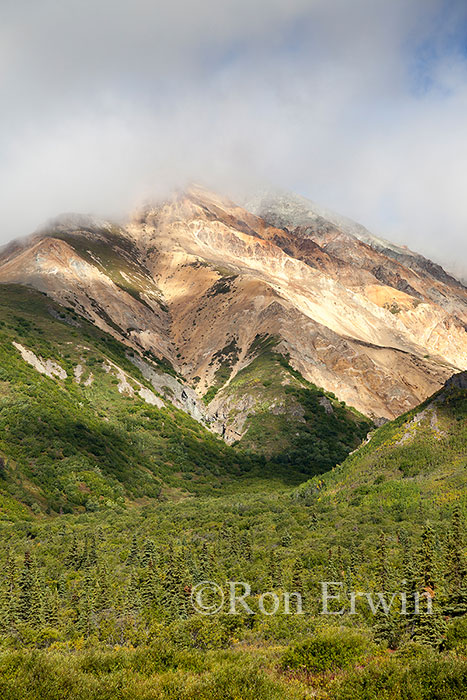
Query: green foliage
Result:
<box><xmin>0</xmin><ymin>283</ymin><xmax>465</xmax><ymax>697</ymax></box>
<box><xmin>0</xmin><ymin>646</ymin><xmax>303</xmax><ymax>700</ymax></box>
<box><xmin>0</xmin><ymin>285</ymin><xmax>278</xmax><ymax>512</ymax></box>
<box><xmin>281</xmin><ymin>628</ymin><xmax>370</xmax><ymax>674</ymax></box>
<box><xmin>334</xmin><ymin>650</ymin><xmax>467</xmax><ymax>700</ymax></box>
<box><xmin>445</xmin><ymin>615</ymin><xmax>467</xmax><ymax>653</ymax></box>
<box><xmin>221</xmin><ymin>348</ymin><xmax>371</xmax><ymax>473</ymax></box>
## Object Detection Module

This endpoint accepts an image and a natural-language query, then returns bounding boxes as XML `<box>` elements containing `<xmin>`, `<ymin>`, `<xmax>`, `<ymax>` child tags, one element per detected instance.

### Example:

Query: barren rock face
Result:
<box><xmin>1</xmin><ymin>185</ymin><xmax>466</xmax><ymax>432</ymax></box>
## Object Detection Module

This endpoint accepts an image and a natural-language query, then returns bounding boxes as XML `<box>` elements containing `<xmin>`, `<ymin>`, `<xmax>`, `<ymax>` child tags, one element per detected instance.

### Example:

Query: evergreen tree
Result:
<box><xmin>444</xmin><ymin>505</ymin><xmax>467</xmax><ymax>617</ymax></box>
<box><xmin>16</xmin><ymin>552</ymin><xmax>33</xmax><ymax>623</ymax></box>
<box><xmin>4</xmin><ymin>546</ymin><xmax>16</xmax><ymax>626</ymax></box>
<box><xmin>29</xmin><ymin>559</ymin><xmax>44</xmax><ymax>627</ymax></box>
<box><xmin>373</xmin><ymin>533</ymin><xmax>396</xmax><ymax>646</ymax></box>
<box><xmin>291</xmin><ymin>557</ymin><xmax>305</xmax><ymax>595</ymax></box>
<box><xmin>46</xmin><ymin>588</ymin><xmax>60</xmax><ymax>628</ymax></box>
<box><xmin>337</xmin><ymin>545</ymin><xmax>345</xmax><ymax>579</ymax></box>
<box><xmin>85</xmin><ymin>533</ymin><xmax>98</xmax><ymax>568</ymax></box>
<box><xmin>309</xmin><ymin>512</ymin><xmax>318</xmax><ymax>530</ymax></box>
<box><xmin>401</xmin><ymin>538</ymin><xmax>418</xmax><ymax>640</ymax></box>
<box><xmin>197</xmin><ymin>542</ymin><xmax>212</xmax><ymax>581</ymax></box>
<box><xmin>141</xmin><ymin>539</ymin><xmax>157</xmax><ymax>568</ymax></box>
<box><xmin>266</xmin><ymin>548</ymin><xmax>280</xmax><ymax>589</ymax></box>
<box><xmin>77</xmin><ymin>569</ymin><xmax>95</xmax><ymax>637</ymax></box>
<box><xmin>140</xmin><ymin>563</ymin><xmax>156</xmax><ymax>611</ymax></box>
<box><xmin>96</xmin><ymin>564</ymin><xmax>112</xmax><ymax>612</ymax></box>
<box><xmin>126</xmin><ymin>568</ymin><xmax>142</xmax><ymax>614</ymax></box>
<box><xmin>0</xmin><ymin>586</ymin><xmax>8</xmax><ymax>632</ymax></box>
<box><xmin>65</xmin><ymin>534</ymin><xmax>81</xmax><ymax>569</ymax></box>
<box><xmin>348</xmin><ymin>542</ymin><xmax>358</xmax><ymax>578</ymax></box>
<box><xmin>57</xmin><ymin>573</ymin><xmax>67</xmax><ymax>599</ymax></box>
<box><xmin>239</xmin><ymin>533</ymin><xmax>252</xmax><ymax>562</ymax></box>
<box><xmin>412</xmin><ymin>524</ymin><xmax>446</xmax><ymax>648</ymax></box>
<box><xmin>326</xmin><ymin>548</ymin><xmax>340</xmax><ymax>582</ymax></box>
<box><xmin>127</xmin><ymin>534</ymin><xmax>140</xmax><ymax>567</ymax></box>
<box><xmin>162</xmin><ymin>549</ymin><xmax>190</xmax><ymax>618</ymax></box>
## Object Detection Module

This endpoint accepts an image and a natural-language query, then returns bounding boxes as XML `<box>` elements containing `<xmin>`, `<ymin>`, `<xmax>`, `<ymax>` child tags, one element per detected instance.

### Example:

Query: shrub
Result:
<box><xmin>280</xmin><ymin>627</ymin><xmax>370</xmax><ymax>674</ymax></box>
<box><xmin>333</xmin><ymin>652</ymin><xmax>467</xmax><ymax>700</ymax></box>
<box><xmin>445</xmin><ymin>615</ymin><xmax>467</xmax><ymax>653</ymax></box>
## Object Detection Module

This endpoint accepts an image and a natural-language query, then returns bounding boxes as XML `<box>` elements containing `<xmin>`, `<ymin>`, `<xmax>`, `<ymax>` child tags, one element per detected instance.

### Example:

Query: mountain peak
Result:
<box><xmin>0</xmin><ymin>186</ymin><xmax>466</xmax><ymax>423</ymax></box>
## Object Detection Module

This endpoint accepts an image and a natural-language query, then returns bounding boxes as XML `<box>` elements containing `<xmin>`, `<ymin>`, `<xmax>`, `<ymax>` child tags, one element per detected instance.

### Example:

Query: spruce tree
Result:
<box><xmin>309</xmin><ymin>512</ymin><xmax>318</xmax><ymax>530</ymax></box>
<box><xmin>4</xmin><ymin>547</ymin><xmax>16</xmax><ymax>626</ymax></box>
<box><xmin>412</xmin><ymin>524</ymin><xmax>446</xmax><ymax>648</ymax></box>
<box><xmin>96</xmin><ymin>564</ymin><xmax>112</xmax><ymax>612</ymax></box>
<box><xmin>140</xmin><ymin>563</ymin><xmax>156</xmax><ymax>611</ymax></box>
<box><xmin>46</xmin><ymin>588</ymin><xmax>60</xmax><ymax>628</ymax></box>
<box><xmin>239</xmin><ymin>533</ymin><xmax>252</xmax><ymax>562</ymax></box>
<box><xmin>0</xmin><ymin>586</ymin><xmax>8</xmax><ymax>633</ymax></box>
<box><xmin>291</xmin><ymin>557</ymin><xmax>305</xmax><ymax>595</ymax></box>
<box><xmin>326</xmin><ymin>548</ymin><xmax>340</xmax><ymax>582</ymax></box>
<box><xmin>444</xmin><ymin>505</ymin><xmax>467</xmax><ymax>617</ymax></box>
<box><xmin>65</xmin><ymin>534</ymin><xmax>81</xmax><ymax>569</ymax></box>
<box><xmin>373</xmin><ymin>533</ymin><xmax>396</xmax><ymax>645</ymax></box>
<box><xmin>126</xmin><ymin>568</ymin><xmax>142</xmax><ymax>614</ymax></box>
<box><xmin>197</xmin><ymin>542</ymin><xmax>212</xmax><ymax>581</ymax></box>
<box><xmin>141</xmin><ymin>539</ymin><xmax>157</xmax><ymax>568</ymax></box>
<box><xmin>29</xmin><ymin>559</ymin><xmax>44</xmax><ymax>627</ymax></box>
<box><xmin>78</xmin><ymin>569</ymin><xmax>95</xmax><ymax>637</ymax></box>
<box><xmin>57</xmin><ymin>573</ymin><xmax>67</xmax><ymax>599</ymax></box>
<box><xmin>401</xmin><ymin>540</ymin><xmax>419</xmax><ymax>640</ymax></box>
<box><xmin>127</xmin><ymin>534</ymin><xmax>140</xmax><ymax>567</ymax></box>
<box><xmin>162</xmin><ymin>549</ymin><xmax>190</xmax><ymax>619</ymax></box>
<box><xmin>16</xmin><ymin>552</ymin><xmax>33</xmax><ymax>623</ymax></box>
<box><xmin>85</xmin><ymin>533</ymin><xmax>98</xmax><ymax>568</ymax></box>
<box><xmin>266</xmin><ymin>548</ymin><xmax>280</xmax><ymax>590</ymax></box>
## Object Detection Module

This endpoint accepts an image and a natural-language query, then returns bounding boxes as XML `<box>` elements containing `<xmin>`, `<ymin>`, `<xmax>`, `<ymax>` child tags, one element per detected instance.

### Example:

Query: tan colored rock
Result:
<box><xmin>2</xmin><ymin>186</ymin><xmax>466</xmax><ymax>424</ymax></box>
<box><xmin>13</xmin><ymin>342</ymin><xmax>67</xmax><ymax>380</ymax></box>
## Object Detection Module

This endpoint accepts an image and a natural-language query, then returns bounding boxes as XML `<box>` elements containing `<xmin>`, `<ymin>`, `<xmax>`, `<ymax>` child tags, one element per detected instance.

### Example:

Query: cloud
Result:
<box><xmin>0</xmin><ymin>0</ymin><xmax>466</xmax><ymax>278</ymax></box>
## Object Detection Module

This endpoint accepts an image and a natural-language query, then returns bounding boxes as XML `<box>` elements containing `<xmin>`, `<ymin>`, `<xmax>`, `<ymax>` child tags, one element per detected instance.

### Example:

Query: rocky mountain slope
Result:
<box><xmin>0</xmin><ymin>185</ymin><xmax>465</xmax><ymax>446</ymax></box>
<box><xmin>0</xmin><ymin>285</ymin><xmax>371</xmax><ymax>514</ymax></box>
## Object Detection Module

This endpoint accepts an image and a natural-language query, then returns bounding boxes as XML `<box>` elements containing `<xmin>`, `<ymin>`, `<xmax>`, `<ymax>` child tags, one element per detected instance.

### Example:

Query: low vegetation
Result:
<box><xmin>0</xmin><ymin>284</ymin><xmax>465</xmax><ymax>698</ymax></box>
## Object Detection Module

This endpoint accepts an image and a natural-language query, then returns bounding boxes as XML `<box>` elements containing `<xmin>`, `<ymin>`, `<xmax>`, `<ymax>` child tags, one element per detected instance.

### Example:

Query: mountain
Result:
<box><xmin>244</xmin><ymin>188</ymin><xmax>462</xmax><ymax>285</ymax></box>
<box><xmin>0</xmin><ymin>185</ymin><xmax>466</xmax><ymax>448</ymax></box>
<box><xmin>0</xmin><ymin>284</ymin><xmax>370</xmax><ymax>515</ymax></box>
<box><xmin>0</xmin><ymin>189</ymin><xmax>466</xmax><ymax>695</ymax></box>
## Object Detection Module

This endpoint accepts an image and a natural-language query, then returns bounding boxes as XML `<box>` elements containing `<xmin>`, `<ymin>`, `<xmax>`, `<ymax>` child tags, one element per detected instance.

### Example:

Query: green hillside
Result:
<box><xmin>294</xmin><ymin>372</ymin><xmax>467</xmax><ymax>539</ymax></box>
<box><xmin>0</xmin><ymin>285</ymin><xmax>370</xmax><ymax>518</ymax></box>
<box><xmin>0</xmin><ymin>284</ymin><xmax>466</xmax><ymax>699</ymax></box>
<box><xmin>0</xmin><ymin>285</ymin><xmax>262</xmax><ymax>516</ymax></box>
<box><xmin>215</xmin><ymin>335</ymin><xmax>371</xmax><ymax>469</ymax></box>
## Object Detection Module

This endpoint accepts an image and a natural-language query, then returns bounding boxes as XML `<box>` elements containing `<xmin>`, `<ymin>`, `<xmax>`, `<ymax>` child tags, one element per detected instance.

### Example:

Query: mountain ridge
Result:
<box><xmin>0</xmin><ymin>186</ymin><xmax>465</xmax><ymax>434</ymax></box>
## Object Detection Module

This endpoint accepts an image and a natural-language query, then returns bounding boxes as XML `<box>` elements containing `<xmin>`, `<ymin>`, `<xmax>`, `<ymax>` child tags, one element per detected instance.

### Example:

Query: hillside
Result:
<box><xmin>0</xmin><ymin>285</ymin><xmax>370</xmax><ymax>516</ymax></box>
<box><xmin>0</xmin><ymin>368</ymin><xmax>465</xmax><ymax>699</ymax></box>
<box><xmin>294</xmin><ymin>369</ymin><xmax>467</xmax><ymax>542</ymax></box>
<box><xmin>0</xmin><ymin>186</ymin><xmax>465</xmax><ymax>438</ymax></box>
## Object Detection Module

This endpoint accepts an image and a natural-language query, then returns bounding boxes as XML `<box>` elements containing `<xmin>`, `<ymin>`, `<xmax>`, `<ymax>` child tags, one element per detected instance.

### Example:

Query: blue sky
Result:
<box><xmin>0</xmin><ymin>0</ymin><xmax>466</xmax><ymax>277</ymax></box>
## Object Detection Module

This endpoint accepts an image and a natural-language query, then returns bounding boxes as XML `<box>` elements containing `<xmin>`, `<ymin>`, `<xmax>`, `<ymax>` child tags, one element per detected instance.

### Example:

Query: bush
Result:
<box><xmin>333</xmin><ymin>652</ymin><xmax>467</xmax><ymax>700</ymax></box>
<box><xmin>445</xmin><ymin>615</ymin><xmax>467</xmax><ymax>653</ymax></box>
<box><xmin>280</xmin><ymin>627</ymin><xmax>370</xmax><ymax>674</ymax></box>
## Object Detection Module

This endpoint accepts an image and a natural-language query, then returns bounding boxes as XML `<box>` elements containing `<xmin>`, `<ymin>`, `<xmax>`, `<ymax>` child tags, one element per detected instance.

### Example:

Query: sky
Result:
<box><xmin>1</xmin><ymin>0</ymin><xmax>467</xmax><ymax>279</ymax></box>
